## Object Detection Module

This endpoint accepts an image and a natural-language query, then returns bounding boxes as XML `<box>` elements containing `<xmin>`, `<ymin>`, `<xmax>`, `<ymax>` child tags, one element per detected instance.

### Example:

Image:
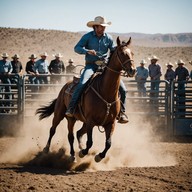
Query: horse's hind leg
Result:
<box><xmin>77</xmin><ymin>123</ymin><xmax>87</xmax><ymax>150</ymax></box>
<box><xmin>43</xmin><ymin>112</ymin><xmax>65</xmax><ymax>153</ymax></box>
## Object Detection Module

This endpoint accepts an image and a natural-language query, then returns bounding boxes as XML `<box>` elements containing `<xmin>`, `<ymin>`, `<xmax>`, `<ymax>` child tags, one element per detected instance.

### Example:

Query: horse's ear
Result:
<box><xmin>116</xmin><ymin>36</ymin><xmax>121</xmax><ymax>46</ymax></box>
<box><xmin>127</xmin><ymin>37</ymin><xmax>132</xmax><ymax>45</ymax></box>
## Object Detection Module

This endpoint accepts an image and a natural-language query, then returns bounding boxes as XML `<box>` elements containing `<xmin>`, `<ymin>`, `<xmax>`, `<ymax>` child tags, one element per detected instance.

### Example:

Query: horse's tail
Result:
<box><xmin>35</xmin><ymin>99</ymin><xmax>57</xmax><ymax>120</ymax></box>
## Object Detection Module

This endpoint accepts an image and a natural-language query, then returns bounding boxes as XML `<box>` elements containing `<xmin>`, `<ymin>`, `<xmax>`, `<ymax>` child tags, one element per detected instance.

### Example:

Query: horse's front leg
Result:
<box><xmin>67</xmin><ymin>118</ymin><xmax>76</xmax><ymax>162</ymax></box>
<box><xmin>95</xmin><ymin>123</ymin><xmax>115</xmax><ymax>162</ymax></box>
<box><xmin>79</xmin><ymin>124</ymin><xmax>93</xmax><ymax>158</ymax></box>
<box><xmin>77</xmin><ymin>123</ymin><xmax>87</xmax><ymax>150</ymax></box>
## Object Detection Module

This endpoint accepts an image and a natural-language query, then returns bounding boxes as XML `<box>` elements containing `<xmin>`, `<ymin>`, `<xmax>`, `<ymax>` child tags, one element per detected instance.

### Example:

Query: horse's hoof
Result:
<box><xmin>43</xmin><ymin>147</ymin><xmax>49</xmax><ymax>153</ymax></box>
<box><xmin>95</xmin><ymin>154</ymin><xmax>102</xmax><ymax>163</ymax></box>
<box><xmin>68</xmin><ymin>155</ymin><xmax>76</xmax><ymax>163</ymax></box>
<box><xmin>79</xmin><ymin>150</ymin><xmax>85</xmax><ymax>158</ymax></box>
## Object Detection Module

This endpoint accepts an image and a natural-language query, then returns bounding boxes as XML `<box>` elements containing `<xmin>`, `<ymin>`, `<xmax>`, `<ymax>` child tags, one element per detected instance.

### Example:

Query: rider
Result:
<box><xmin>65</xmin><ymin>16</ymin><xmax>129</xmax><ymax>123</ymax></box>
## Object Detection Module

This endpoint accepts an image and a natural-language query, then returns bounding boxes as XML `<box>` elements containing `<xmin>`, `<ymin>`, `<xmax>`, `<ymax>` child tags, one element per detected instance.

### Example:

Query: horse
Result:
<box><xmin>36</xmin><ymin>36</ymin><xmax>136</xmax><ymax>162</ymax></box>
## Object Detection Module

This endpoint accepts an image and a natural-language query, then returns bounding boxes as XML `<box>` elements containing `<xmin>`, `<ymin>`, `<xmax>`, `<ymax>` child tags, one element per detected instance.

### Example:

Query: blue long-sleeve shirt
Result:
<box><xmin>135</xmin><ymin>66</ymin><xmax>149</xmax><ymax>81</ymax></box>
<box><xmin>0</xmin><ymin>59</ymin><xmax>13</xmax><ymax>73</ymax></box>
<box><xmin>34</xmin><ymin>59</ymin><xmax>49</xmax><ymax>74</ymax></box>
<box><xmin>74</xmin><ymin>31</ymin><xmax>115</xmax><ymax>63</ymax></box>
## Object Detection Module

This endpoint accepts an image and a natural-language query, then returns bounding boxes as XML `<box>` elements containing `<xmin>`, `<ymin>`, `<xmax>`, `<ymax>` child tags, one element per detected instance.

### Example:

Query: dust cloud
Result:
<box><xmin>0</xmin><ymin>107</ymin><xmax>176</xmax><ymax>172</ymax></box>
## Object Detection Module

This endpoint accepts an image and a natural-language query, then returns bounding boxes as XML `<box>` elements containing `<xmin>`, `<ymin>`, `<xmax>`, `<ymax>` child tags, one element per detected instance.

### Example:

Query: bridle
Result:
<box><xmin>106</xmin><ymin>45</ymin><xmax>134</xmax><ymax>77</ymax></box>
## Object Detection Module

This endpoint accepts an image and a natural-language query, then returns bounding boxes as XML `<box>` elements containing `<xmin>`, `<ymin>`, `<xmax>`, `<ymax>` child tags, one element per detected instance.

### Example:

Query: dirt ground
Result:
<box><xmin>0</xmin><ymin>134</ymin><xmax>192</xmax><ymax>192</ymax></box>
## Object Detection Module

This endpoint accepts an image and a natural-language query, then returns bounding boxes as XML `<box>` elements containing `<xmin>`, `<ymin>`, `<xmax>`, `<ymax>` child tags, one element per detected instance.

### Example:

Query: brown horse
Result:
<box><xmin>36</xmin><ymin>37</ymin><xmax>135</xmax><ymax>162</ymax></box>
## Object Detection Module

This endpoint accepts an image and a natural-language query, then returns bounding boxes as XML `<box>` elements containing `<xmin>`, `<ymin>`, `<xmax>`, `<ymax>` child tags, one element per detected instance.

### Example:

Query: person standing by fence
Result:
<box><xmin>175</xmin><ymin>59</ymin><xmax>189</xmax><ymax>117</ymax></box>
<box><xmin>164</xmin><ymin>62</ymin><xmax>175</xmax><ymax>82</ymax></box>
<box><xmin>34</xmin><ymin>52</ymin><xmax>49</xmax><ymax>85</ymax></box>
<box><xmin>148</xmin><ymin>55</ymin><xmax>162</xmax><ymax>100</ymax></box>
<box><xmin>135</xmin><ymin>59</ymin><xmax>149</xmax><ymax>97</ymax></box>
<box><xmin>25</xmin><ymin>54</ymin><xmax>39</xmax><ymax>92</ymax></box>
<box><xmin>49</xmin><ymin>53</ymin><xmax>65</xmax><ymax>84</ymax></box>
<box><xmin>0</xmin><ymin>53</ymin><xmax>12</xmax><ymax>113</ymax></box>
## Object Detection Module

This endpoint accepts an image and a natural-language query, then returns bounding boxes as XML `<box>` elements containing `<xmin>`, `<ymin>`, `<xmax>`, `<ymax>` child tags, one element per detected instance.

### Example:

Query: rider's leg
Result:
<box><xmin>65</xmin><ymin>64</ymin><xmax>98</xmax><ymax>117</ymax></box>
<box><xmin>118</xmin><ymin>80</ymin><xmax>129</xmax><ymax>123</ymax></box>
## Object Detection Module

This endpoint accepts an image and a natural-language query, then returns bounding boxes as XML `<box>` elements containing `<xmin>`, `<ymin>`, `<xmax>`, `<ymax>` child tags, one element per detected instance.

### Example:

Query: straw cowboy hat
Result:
<box><xmin>29</xmin><ymin>54</ymin><xmax>37</xmax><ymax>59</ymax></box>
<box><xmin>165</xmin><ymin>62</ymin><xmax>174</xmax><ymax>67</ymax></box>
<box><xmin>12</xmin><ymin>54</ymin><xmax>20</xmax><ymax>59</ymax></box>
<box><xmin>68</xmin><ymin>58</ymin><xmax>74</xmax><ymax>63</ymax></box>
<box><xmin>40</xmin><ymin>52</ymin><xmax>48</xmax><ymax>57</ymax></box>
<box><xmin>1</xmin><ymin>53</ymin><xmax>9</xmax><ymax>58</ymax></box>
<box><xmin>189</xmin><ymin>61</ymin><xmax>192</xmax><ymax>65</ymax></box>
<box><xmin>140</xmin><ymin>59</ymin><xmax>147</xmax><ymax>64</ymax></box>
<box><xmin>148</xmin><ymin>55</ymin><xmax>159</xmax><ymax>61</ymax></box>
<box><xmin>53</xmin><ymin>53</ymin><xmax>63</xmax><ymax>58</ymax></box>
<box><xmin>87</xmin><ymin>16</ymin><xmax>112</xmax><ymax>28</ymax></box>
<box><xmin>176</xmin><ymin>59</ymin><xmax>185</xmax><ymax>65</ymax></box>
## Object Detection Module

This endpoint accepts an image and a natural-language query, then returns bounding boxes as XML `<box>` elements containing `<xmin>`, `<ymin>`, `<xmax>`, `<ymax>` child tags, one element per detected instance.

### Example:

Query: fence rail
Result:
<box><xmin>0</xmin><ymin>74</ymin><xmax>192</xmax><ymax>136</ymax></box>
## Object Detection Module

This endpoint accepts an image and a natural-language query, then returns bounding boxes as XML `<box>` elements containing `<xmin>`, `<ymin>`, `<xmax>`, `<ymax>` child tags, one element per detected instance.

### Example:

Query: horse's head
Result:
<box><xmin>115</xmin><ymin>36</ymin><xmax>136</xmax><ymax>77</ymax></box>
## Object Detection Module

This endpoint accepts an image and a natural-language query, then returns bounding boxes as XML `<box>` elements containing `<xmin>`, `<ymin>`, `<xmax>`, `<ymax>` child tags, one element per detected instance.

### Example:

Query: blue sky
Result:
<box><xmin>0</xmin><ymin>0</ymin><xmax>191</xmax><ymax>34</ymax></box>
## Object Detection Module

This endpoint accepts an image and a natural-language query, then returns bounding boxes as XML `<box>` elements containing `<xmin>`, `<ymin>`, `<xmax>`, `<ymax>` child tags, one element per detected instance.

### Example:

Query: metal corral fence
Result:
<box><xmin>0</xmin><ymin>74</ymin><xmax>192</xmax><ymax>136</ymax></box>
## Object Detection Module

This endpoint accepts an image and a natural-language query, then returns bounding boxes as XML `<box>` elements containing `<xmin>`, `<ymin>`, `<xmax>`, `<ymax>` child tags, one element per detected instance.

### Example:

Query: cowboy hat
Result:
<box><xmin>148</xmin><ymin>55</ymin><xmax>159</xmax><ymax>61</ymax></box>
<box><xmin>12</xmin><ymin>54</ymin><xmax>20</xmax><ymax>59</ymax></box>
<box><xmin>68</xmin><ymin>58</ymin><xmax>74</xmax><ymax>63</ymax></box>
<box><xmin>40</xmin><ymin>52</ymin><xmax>48</xmax><ymax>57</ymax></box>
<box><xmin>165</xmin><ymin>62</ymin><xmax>174</xmax><ymax>67</ymax></box>
<box><xmin>176</xmin><ymin>59</ymin><xmax>185</xmax><ymax>65</ymax></box>
<box><xmin>189</xmin><ymin>61</ymin><xmax>192</xmax><ymax>65</ymax></box>
<box><xmin>1</xmin><ymin>53</ymin><xmax>9</xmax><ymax>58</ymax></box>
<box><xmin>29</xmin><ymin>54</ymin><xmax>37</xmax><ymax>59</ymax></box>
<box><xmin>140</xmin><ymin>59</ymin><xmax>147</xmax><ymax>64</ymax></box>
<box><xmin>87</xmin><ymin>16</ymin><xmax>112</xmax><ymax>28</ymax></box>
<box><xmin>53</xmin><ymin>53</ymin><xmax>63</xmax><ymax>58</ymax></box>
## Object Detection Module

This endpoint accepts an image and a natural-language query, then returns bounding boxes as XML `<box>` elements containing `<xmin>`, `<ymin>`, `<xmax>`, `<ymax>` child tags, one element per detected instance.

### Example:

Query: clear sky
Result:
<box><xmin>0</xmin><ymin>0</ymin><xmax>191</xmax><ymax>34</ymax></box>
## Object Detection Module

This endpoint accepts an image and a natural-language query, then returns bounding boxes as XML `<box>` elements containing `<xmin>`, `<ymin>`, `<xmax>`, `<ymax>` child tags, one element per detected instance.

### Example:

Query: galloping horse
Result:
<box><xmin>36</xmin><ymin>37</ymin><xmax>135</xmax><ymax>162</ymax></box>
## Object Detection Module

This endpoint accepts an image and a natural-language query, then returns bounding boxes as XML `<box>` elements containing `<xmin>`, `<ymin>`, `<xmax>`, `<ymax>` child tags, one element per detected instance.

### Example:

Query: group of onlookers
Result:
<box><xmin>0</xmin><ymin>52</ymin><xmax>76</xmax><ymax>112</ymax></box>
<box><xmin>135</xmin><ymin>55</ymin><xmax>192</xmax><ymax>97</ymax></box>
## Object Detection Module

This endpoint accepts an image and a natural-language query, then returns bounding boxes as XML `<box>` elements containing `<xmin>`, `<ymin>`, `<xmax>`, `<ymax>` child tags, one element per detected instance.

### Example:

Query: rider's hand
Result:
<box><xmin>87</xmin><ymin>50</ymin><xmax>96</xmax><ymax>56</ymax></box>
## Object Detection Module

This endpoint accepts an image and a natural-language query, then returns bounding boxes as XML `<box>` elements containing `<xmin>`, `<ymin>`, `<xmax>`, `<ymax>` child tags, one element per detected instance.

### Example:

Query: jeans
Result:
<box><xmin>67</xmin><ymin>63</ymin><xmax>127</xmax><ymax>113</ymax></box>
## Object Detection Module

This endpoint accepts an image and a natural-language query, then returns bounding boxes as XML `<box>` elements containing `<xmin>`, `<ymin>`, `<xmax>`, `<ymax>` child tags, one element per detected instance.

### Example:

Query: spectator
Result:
<box><xmin>148</xmin><ymin>55</ymin><xmax>162</xmax><ymax>98</ymax></box>
<box><xmin>0</xmin><ymin>53</ymin><xmax>12</xmax><ymax>112</ymax></box>
<box><xmin>49</xmin><ymin>53</ymin><xmax>65</xmax><ymax>84</ymax></box>
<box><xmin>164</xmin><ymin>62</ymin><xmax>175</xmax><ymax>82</ymax></box>
<box><xmin>175</xmin><ymin>59</ymin><xmax>189</xmax><ymax>117</ymax></box>
<box><xmin>66</xmin><ymin>59</ymin><xmax>76</xmax><ymax>74</ymax></box>
<box><xmin>34</xmin><ymin>52</ymin><xmax>49</xmax><ymax>85</ymax></box>
<box><xmin>25</xmin><ymin>54</ymin><xmax>39</xmax><ymax>92</ymax></box>
<box><xmin>11</xmin><ymin>54</ymin><xmax>23</xmax><ymax>84</ymax></box>
<box><xmin>65</xmin><ymin>58</ymin><xmax>76</xmax><ymax>82</ymax></box>
<box><xmin>135</xmin><ymin>59</ymin><xmax>149</xmax><ymax>97</ymax></box>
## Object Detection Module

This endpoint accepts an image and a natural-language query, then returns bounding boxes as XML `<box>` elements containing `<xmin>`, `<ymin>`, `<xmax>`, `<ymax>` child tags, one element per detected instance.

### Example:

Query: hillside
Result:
<box><xmin>0</xmin><ymin>27</ymin><xmax>191</xmax><ymax>73</ymax></box>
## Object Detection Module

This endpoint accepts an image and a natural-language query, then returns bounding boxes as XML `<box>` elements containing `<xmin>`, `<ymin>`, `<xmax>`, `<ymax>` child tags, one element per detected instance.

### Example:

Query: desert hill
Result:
<box><xmin>0</xmin><ymin>27</ymin><xmax>191</xmax><ymax>73</ymax></box>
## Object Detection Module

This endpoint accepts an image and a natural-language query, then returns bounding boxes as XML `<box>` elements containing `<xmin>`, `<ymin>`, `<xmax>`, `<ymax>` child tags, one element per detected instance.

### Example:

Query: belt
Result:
<box><xmin>86</xmin><ymin>60</ymin><xmax>104</xmax><ymax>65</ymax></box>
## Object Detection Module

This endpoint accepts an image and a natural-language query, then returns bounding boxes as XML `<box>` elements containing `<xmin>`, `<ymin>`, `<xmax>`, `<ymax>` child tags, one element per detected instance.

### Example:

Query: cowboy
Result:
<box><xmin>65</xmin><ymin>16</ymin><xmax>129</xmax><ymax>123</ymax></box>
<box><xmin>49</xmin><ymin>53</ymin><xmax>65</xmax><ymax>84</ymax></box>
<box><xmin>175</xmin><ymin>59</ymin><xmax>189</xmax><ymax>117</ymax></box>
<box><xmin>25</xmin><ymin>54</ymin><xmax>39</xmax><ymax>92</ymax></box>
<box><xmin>148</xmin><ymin>55</ymin><xmax>162</xmax><ymax>98</ymax></box>
<box><xmin>66</xmin><ymin>59</ymin><xmax>76</xmax><ymax>74</ymax></box>
<box><xmin>164</xmin><ymin>62</ymin><xmax>175</xmax><ymax>82</ymax></box>
<box><xmin>0</xmin><ymin>53</ymin><xmax>12</xmax><ymax>112</ymax></box>
<box><xmin>10</xmin><ymin>54</ymin><xmax>23</xmax><ymax>84</ymax></box>
<box><xmin>135</xmin><ymin>59</ymin><xmax>149</xmax><ymax>97</ymax></box>
<box><xmin>34</xmin><ymin>52</ymin><xmax>49</xmax><ymax>85</ymax></box>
